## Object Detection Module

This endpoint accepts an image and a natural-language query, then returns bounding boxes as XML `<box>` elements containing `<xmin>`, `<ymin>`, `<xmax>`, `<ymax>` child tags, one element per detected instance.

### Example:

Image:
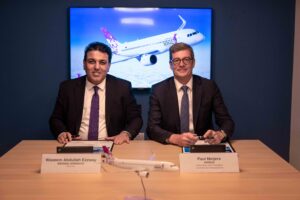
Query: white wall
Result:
<box><xmin>290</xmin><ymin>0</ymin><xmax>300</xmax><ymax>171</ymax></box>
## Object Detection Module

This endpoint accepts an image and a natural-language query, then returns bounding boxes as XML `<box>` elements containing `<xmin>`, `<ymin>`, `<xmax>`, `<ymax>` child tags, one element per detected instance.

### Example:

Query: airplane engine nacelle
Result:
<box><xmin>140</xmin><ymin>54</ymin><xmax>157</xmax><ymax>66</ymax></box>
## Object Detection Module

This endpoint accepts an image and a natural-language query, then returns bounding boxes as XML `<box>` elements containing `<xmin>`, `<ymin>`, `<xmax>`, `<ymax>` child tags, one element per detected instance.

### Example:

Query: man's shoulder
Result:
<box><xmin>193</xmin><ymin>75</ymin><xmax>216</xmax><ymax>87</ymax></box>
<box><xmin>59</xmin><ymin>76</ymin><xmax>86</xmax><ymax>88</ymax></box>
<box><xmin>151</xmin><ymin>77</ymin><xmax>173</xmax><ymax>90</ymax></box>
<box><xmin>106</xmin><ymin>74</ymin><xmax>131</xmax><ymax>88</ymax></box>
<box><xmin>193</xmin><ymin>74</ymin><xmax>209</xmax><ymax>82</ymax></box>
<box><xmin>107</xmin><ymin>74</ymin><xmax>130</xmax><ymax>83</ymax></box>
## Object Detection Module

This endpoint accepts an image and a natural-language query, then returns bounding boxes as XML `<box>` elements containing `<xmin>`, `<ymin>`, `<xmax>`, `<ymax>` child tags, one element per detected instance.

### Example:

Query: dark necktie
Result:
<box><xmin>88</xmin><ymin>86</ymin><xmax>99</xmax><ymax>140</ymax></box>
<box><xmin>180</xmin><ymin>85</ymin><xmax>189</xmax><ymax>133</ymax></box>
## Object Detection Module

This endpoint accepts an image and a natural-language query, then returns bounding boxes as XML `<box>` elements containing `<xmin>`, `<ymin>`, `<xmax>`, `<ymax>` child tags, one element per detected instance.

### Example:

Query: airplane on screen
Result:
<box><xmin>102</xmin><ymin>146</ymin><xmax>179</xmax><ymax>177</ymax></box>
<box><xmin>101</xmin><ymin>15</ymin><xmax>204</xmax><ymax>66</ymax></box>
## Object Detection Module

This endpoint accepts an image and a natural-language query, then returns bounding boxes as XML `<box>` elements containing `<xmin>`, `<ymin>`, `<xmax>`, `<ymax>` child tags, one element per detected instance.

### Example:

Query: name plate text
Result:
<box><xmin>179</xmin><ymin>152</ymin><xmax>239</xmax><ymax>173</ymax></box>
<box><xmin>41</xmin><ymin>154</ymin><xmax>101</xmax><ymax>174</ymax></box>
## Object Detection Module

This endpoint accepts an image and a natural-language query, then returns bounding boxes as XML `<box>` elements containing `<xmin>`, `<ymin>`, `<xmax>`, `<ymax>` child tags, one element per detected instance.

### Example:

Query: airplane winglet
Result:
<box><xmin>177</xmin><ymin>15</ymin><xmax>186</xmax><ymax>30</ymax></box>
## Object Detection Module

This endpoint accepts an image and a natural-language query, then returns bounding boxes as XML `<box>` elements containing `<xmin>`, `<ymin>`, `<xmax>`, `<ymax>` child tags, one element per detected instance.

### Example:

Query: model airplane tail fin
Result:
<box><xmin>102</xmin><ymin>146</ymin><xmax>114</xmax><ymax>164</ymax></box>
<box><xmin>148</xmin><ymin>152</ymin><xmax>156</xmax><ymax>161</ymax></box>
<box><xmin>102</xmin><ymin>146</ymin><xmax>110</xmax><ymax>154</ymax></box>
<box><xmin>101</xmin><ymin>27</ymin><xmax>121</xmax><ymax>53</ymax></box>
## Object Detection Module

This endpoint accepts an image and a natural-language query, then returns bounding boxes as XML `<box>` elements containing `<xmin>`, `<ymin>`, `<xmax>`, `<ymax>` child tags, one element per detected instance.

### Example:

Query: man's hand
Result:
<box><xmin>203</xmin><ymin>130</ymin><xmax>225</xmax><ymax>144</ymax></box>
<box><xmin>106</xmin><ymin>131</ymin><xmax>130</xmax><ymax>145</ymax></box>
<box><xmin>169</xmin><ymin>132</ymin><xmax>198</xmax><ymax>147</ymax></box>
<box><xmin>57</xmin><ymin>132</ymin><xmax>72</xmax><ymax>144</ymax></box>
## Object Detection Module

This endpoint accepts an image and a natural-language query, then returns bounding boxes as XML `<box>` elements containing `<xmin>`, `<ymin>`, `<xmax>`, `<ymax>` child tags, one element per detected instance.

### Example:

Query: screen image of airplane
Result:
<box><xmin>70</xmin><ymin>7</ymin><xmax>212</xmax><ymax>88</ymax></box>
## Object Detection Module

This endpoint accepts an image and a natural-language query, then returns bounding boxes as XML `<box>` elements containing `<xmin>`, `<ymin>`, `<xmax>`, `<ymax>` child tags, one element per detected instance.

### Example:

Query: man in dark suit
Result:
<box><xmin>50</xmin><ymin>42</ymin><xmax>142</xmax><ymax>144</ymax></box>
<box><xmin>147</xmin><ymin>43</ymin><xmax>234</xmax><ymax>147</ymax></box>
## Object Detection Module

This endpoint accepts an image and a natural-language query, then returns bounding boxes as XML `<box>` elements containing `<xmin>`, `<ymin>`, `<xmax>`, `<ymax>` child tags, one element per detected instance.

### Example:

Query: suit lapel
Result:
<box><xmin>74</xmin><ymin>76</ymin><xmax>86</xmax><ymax>133</ymax></box>
<box><xmin>168</xmin><ymin>79</ymin><xmax>181</xmax><ymax>131</ymax></box>
<box><xmin>193</xmin><ymin>76</ymin><xmax>202</xmax><ymax>130</ymax></box>
<box><xmin>105</xmin><ymin>75</ymin><xmax>112</xmax><ymax>128</ymax></box>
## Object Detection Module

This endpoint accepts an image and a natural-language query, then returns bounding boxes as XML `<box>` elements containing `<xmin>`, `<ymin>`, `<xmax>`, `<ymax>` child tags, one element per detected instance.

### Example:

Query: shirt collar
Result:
<box><xmin>85</xmin><ymin>78</ymin><xmax>106</xmax><ymax>91</ymax></box>
<box><xmin>174</xmin><ymin>76</ymin><xmax>193</xmax><ymax>92</ymax></box>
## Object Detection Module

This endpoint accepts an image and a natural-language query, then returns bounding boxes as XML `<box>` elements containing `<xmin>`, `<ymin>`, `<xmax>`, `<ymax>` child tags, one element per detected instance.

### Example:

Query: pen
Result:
<box><xmin>62</xmin><ymin>137</ymin><xmax>71</xmax><ymax>147</ymax></box>
<box><xmin>71</xmin><ymin>134</ymin><xmax>80</xmax><ymax>140</ymax></box>
<box><xmin>198</xmin><ymin>135</ymin><xmax>214</xmax><ymax>140</ymax></box>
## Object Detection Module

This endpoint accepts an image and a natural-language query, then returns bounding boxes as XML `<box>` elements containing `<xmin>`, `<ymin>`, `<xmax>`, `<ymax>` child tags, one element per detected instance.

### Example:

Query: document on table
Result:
<box><xmin>65</xmin><ymin>140</ymin><xmax>114</xmax><ymax>151</ymax></box>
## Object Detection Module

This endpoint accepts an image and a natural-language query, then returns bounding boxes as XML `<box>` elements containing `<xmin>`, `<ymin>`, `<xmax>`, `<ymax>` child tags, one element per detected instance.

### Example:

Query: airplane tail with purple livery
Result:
<box><xmin>100</xmin><ymin>27</ymin><xmax>121</xmax><ymax>54</ymax></box>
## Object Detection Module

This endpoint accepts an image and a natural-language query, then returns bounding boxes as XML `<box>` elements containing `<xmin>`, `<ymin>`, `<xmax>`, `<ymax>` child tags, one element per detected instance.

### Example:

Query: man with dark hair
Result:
<box><xmin>147</xmin><ymin>42</ymin><xmax>234</xmax><ymax>147</ymax></box>
<box><xmin>50</xmin><ymin>42</ymin><xmax>142</xmax><ymax>144</ymax></box>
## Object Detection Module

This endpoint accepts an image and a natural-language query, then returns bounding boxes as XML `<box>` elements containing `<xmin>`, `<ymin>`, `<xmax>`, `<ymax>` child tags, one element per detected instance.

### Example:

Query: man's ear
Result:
<box><xmin>107</xmin><ymin>63</ymin><xmax>111</xmax><ymax>72</ymax></box>
<box><xmin>83</xmin><ymin>60</ymin><xmax>86</xmax><ymax>70</ymax></box>
<box><xmin>169</xmin><ymin>62</ymin><xmax>174</xmax><ymax>71</ymax></box>
<box><xmin>192</xmin><ymin>59</ymin><xmax>195</xmax><ymax>69</ymax></box>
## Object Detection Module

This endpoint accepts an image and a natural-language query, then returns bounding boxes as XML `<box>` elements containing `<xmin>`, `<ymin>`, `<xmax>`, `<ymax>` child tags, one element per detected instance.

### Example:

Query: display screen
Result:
<box><xmin>70</xmin><ymin>7</ymin><xmax>212</xmax><ymax>88</ymax></box>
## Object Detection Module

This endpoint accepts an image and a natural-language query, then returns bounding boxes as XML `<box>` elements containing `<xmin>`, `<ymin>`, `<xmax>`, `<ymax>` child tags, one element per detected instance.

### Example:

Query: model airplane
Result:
<box><xmin>101</xmin><ymin>15</ymin><xmax>204</xmax><ymax>66</ymax></box>
<box><xmin>102</xmin><ymin>146</ymin><xmax>179</xmax><ymax>177</ymax></box>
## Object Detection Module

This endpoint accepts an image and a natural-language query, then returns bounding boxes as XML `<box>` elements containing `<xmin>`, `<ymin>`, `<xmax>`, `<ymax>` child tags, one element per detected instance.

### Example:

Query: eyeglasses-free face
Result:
<box><xmin>83</xmin><ymin>50</ymin><xmax>111</xmax><ymax>85</ymax></box>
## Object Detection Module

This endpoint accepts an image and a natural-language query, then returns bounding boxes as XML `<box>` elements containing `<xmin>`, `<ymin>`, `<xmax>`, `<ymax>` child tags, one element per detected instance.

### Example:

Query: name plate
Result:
<box><xmin>41</xmin><ymin>154</ymin><xmax>101</xmax><ymax>174</ymax></box>
<box><xmin>179</xmin><ymin>153</ymin><xmax>239</xmax><ymax>173</ymax></box>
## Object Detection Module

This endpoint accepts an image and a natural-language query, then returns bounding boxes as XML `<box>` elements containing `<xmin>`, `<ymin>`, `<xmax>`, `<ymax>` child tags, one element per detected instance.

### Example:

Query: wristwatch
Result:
<box><xmin>165</xmin><ymin>137</ymin><xmax>170</xmax><ymax>144</ymax></box>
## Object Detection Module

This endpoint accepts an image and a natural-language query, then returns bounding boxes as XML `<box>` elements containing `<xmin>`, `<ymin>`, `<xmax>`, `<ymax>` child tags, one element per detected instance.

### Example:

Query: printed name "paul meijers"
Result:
<box><xmin>197</xmin><ymin>157</ymin><xmax>221</xmax><ymax>161</ymax></box>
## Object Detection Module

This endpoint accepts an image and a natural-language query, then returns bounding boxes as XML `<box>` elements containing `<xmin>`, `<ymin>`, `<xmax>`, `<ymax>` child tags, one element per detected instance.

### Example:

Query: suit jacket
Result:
<box><xmin>49</xmin><ymin>75</ymin><xmax>143</xmax><ymax>139</ymax></box>
<box><xmin>146</xmin><ymin>75</ymin><xmax>234</xmax><ymax>144</ymax></box>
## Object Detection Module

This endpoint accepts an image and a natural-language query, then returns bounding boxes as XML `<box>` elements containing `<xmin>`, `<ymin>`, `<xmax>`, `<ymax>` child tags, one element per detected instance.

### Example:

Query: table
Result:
<box><xmin>0</xmin><ymin>140</ymin><xmax>300</xmax><ymax>200</ymax></box>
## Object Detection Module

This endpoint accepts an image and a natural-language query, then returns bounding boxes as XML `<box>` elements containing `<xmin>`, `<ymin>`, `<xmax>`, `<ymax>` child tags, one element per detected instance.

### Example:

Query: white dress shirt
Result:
<box><xmin>79</xmin><ymin>78</ymin><xmax>107</xmax><ymax>140</ymax></box>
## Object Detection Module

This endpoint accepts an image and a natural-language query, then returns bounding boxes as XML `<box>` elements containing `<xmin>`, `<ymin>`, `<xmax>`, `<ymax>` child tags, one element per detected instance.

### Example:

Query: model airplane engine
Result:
<box><xmin>140</xmin><ymin>54</ymin><xmax>157</xmax><ymax>66</ymax></box>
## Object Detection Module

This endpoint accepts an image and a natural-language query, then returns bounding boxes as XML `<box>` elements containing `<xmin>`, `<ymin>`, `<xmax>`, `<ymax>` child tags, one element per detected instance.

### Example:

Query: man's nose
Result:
<box><xmin>178</xmin><ymin>61</ymin><xmax>185</xmax><ymax>67</ymax></box>
<box><xmin>94</xmin><ymin>63</ymin><xmax>100</xmax><ymax>69</ymax></box>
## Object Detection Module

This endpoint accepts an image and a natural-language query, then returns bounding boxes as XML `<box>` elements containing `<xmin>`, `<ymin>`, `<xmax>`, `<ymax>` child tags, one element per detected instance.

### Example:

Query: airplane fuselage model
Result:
<box><xmin>102</xmin><ymin>146</ymin><xmax>179</xmax><ymax>177</ymax></box>
<box><xmin>101</xmin><ymin>15</ymin><xmax>205</xmax><ymax>66</ymax></box>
